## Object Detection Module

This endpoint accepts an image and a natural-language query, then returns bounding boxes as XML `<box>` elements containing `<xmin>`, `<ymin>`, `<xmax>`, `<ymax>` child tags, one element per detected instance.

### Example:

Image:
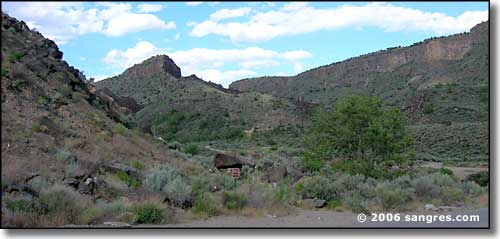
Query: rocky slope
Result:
<box><xmin>96</xmin><ymin>56</ymin><xmax>311</xmax><ymax>136</ymax></box>
<box><xmin>1</xmin><ymin>12</ymin><xmax>198</xmax><ymax>226</ymax></box>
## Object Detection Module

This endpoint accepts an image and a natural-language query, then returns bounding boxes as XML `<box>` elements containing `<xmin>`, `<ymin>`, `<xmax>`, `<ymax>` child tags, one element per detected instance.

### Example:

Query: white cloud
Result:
<box><xmin>137</xmin><ymin>3</ymin><xmax>163</xmax><ymax>13</ymax></box>
<box><xmin>175</xmin><ymin>33</ymin><xmax>181</xmax><ymax>40</ymax></box>
<box><xmin>198</xmin><ymin>69</ymin><xmax>256</xmax><ymax>86</ymax></box>
<box><xmin>102</xmin><ymin>41</ymin><xmax>312</xmax><ymax>86</ymax></box>
<box><xmin>186</xmin><ymin>2</ymin><xmax>203</xmax><ymax>6</ymax></box>
<box><xmin>190</xmin><ymin>2</ymin><xmax>488</xmax><ymax>42</ymax></box>
<box><xmin>1</xmin><ymin>2</ymin><xmax>175</xmax><ymax>44</ymax></box>
<box><xmin>79</xmin><ymin>57</ymin><xmax>87</xmax><ymax>61</ymax></box>
<box><xmin>210</xmin><ymin>7</ymin><xmax>251</xmax><ymax>21</ymax></box>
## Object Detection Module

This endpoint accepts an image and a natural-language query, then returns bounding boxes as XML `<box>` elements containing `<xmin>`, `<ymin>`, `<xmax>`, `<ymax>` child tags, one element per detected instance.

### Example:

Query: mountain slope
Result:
<box><xmin>230</xmin><ymin>21</ymin><xmax>488</xmax><ymax>125</ymax></box>
<box><xmin>96</xmin><ymin>56</ymin><xmax>311</xmax><ymax>140</ymax></box>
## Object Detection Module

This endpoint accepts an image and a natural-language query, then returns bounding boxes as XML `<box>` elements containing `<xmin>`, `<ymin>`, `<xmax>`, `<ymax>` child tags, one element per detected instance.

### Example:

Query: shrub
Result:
<box><xmin>344</xmin><ymin>192</ymin><xmax>369</xmax><ymax>214</ymax></box>
<box><xmin>55</xmin><ymin>148</ymin><xmax>74</xmax><ymax>162</ymax></box>
<box><xmin>192</xmin><ymin>192</ymin><xmax>218</xmax><ymax>217</ymax></box>
<box><xmin>465</xmin><ymin>171</ymin><xmax>489</xmax><ymax>187</ymax></box>
<box><xmin>144</xmin><ymin>166</ymin><xmax>184</xmax><ymax>192</ymax></box>
<box><xmin>183</xmin><ymin>144</ymin><xmax>199</xmax><ymax>155</ymax></box>
<box><xmin>31</xmin><ymin>123</ymin><xmax>43</xmax><ymax>133</ymax></box>
<box><xmin>256</xmin><ymin>157</ymin><xmax>274</xmax><ymax>170</ymax></box>
<box><xmin>413</xmin><ymin>175</ymin><xmax>440</xmax><ymax>198</ymax></box>
<box><xmin>440</xmin><ymin>168</ymin><xmax>454</xmax><ymax>177</ymax></box>
<box><xmin>423</xmin><ymin>103</ymin><xmax>434</xmax><ymax>114</ymax></box>
<box><xmin>39</xmin><ymin>185</ymin><xmax>87</xmax><ymax>224</ymax></box>
<box><xmin>113</xmin><ymin>123</ymin><xmax>128</xmax><ymax>135</ymax></box>
<box><xmin>299</xmin><ymin>175</ymin><xmax>336</xmax><ymax>201</ymax></box>
<box><xmin>299</xmin><ymin>158</ymin><xmax>324</xmax><ymax>172</ymax></box>
<box><xmin>327</xmin><ymin>199</ymin><xmax>341</xmax><ymax>210</ymax></box>
<box><xmin>375</xmin><ymin>182</ymin><xmax>412</xmax><ymax>210</ymax></box>
<box><xmin>462</xmin><ymin>181</ymin><xmax>483</xmax><ymax>196</ymax></box>
<box><xmin>126</xmin><ymin>160</ymin><xmax>145</xmax><ymax>170</ymax></box>
<box><xmin>163</xmin><ymin>177</ymin><xmax>192</xmax><ymax>206</ymax></box>
<box><xmin>4</xmin><ymin>198</ymin><xmax>35</xmax><ymax>213</ymax></box>
<box><xmin>272</xmin><ymin>184</ymin><xmax>297</xmax><ymax>206</ymax></box>
<box><xmin>430</xmin><ymin>173</ymin><xmax>456</xmax><ymax>187</ymax></box>
<box><xmin>440</xmin><ymin>186</ymin><xmax>462</xmax><ymax>205</ymax></box>
<box><xmin>133</xmin><ymin>203</ymin><xmax>164</xmax><ymax>224</ymax></box>
<box><xmin>222</xmin><ymin>191</ymin><xmax>248</xmax><ymax>210</ymax></box>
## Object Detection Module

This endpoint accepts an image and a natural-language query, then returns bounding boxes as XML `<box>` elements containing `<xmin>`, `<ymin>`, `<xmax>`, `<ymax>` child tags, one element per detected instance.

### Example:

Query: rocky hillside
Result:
<box><xmin>230</xmin><ymin>21</ymin><xmax>488</xmax><ymax>125</ymax></box>
<box><xmin>1</xmin><ymin>12</ymin><xmax>206</xmax><ymax>226</ymax></box>
<box><xmin>96</xmin><ymin>55</ymin><xmax>311</xmax><ymax>141</ymax></box>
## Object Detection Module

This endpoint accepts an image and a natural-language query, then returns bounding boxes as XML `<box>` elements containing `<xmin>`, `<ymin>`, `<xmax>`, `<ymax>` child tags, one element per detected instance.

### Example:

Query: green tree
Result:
<box><xmin>303</xmin><ymin>95</ymin><xmax>413</xmax><ymax>167</ymax></box>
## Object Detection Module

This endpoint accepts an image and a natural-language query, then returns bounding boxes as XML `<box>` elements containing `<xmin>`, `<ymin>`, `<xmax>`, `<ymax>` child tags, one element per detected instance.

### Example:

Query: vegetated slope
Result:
<box><xmin>96</xmin><ymin>56</ymin><xmax>311</xmax><ymax>141</ymax></box>
<box><xmin>230</xmin><ymin>21</ymin><xmax>488</xmax><ymax>125</ymax></box>
<box><xmin>1</xmin><ymin>12</ymin><xmax>197</xmax><ymax>223</ymax></box>
<box><xmin>230</xmin><ymin>21</ymin><xmax>489</xmax><ymax>162</ymax></box>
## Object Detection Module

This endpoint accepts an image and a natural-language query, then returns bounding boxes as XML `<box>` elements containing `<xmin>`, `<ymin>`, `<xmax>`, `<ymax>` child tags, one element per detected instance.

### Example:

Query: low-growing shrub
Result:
<box><xmin>192</xmin><ymin>192</ymin><xmax>218</xmax><ymax>217</ymax></box>
<box><xmin>39</xmin><ymin>184</ymin><xmax>87</xmax><ymax>224</ymax></box>
<box><xmin>299</xmin><ymin>158</ymin><xmax>323</xmax><ymax>172</ymax></box>
<box><xmin>413</xmin><ymin>175</ymin><xmax>440</xmax><ymax>198</ymax></box>
<box><xmin>462</xmin><ymin>181</ymin><xmax>483</xmax><ymax>196</ymax></box>
<box><xmin>133</xmin><ymin>203</ymin><xmax>164</xmax><ymax>224</ymax></box>
<box><xmin>4</xmin><ymin>198</ymin><xmax>35</xmax><ymax>213</ymax></box>
<box><xmin>144</xmin><ymin>166</ymin><xmax>184</xmax><ymax>192</ymax></box>
<box><xmin>55</xmin><ymin>148</ymin><xmax>74</xmax><ymax>162</ymax></box>
<box><xmin>163</xmin><ymin>177</ymin><xmax>192</xmax><ymax>206</ymax></box>
<box><xmin>440</xmin><ymin>186</ymin><xmax>462</xmax><ymax>205</ymax></box>
<box><xmin>183</xmin><ymin>144</ymin><xmax>199</xmax><ymax>155</ymax></box>
<box><xmin>375</xmin><ymin>182</ymin><xmax>413</xmax><ymax>210</ymax></box>
<box><xmin>299</xmin><ymin>175</ymin><xmax>336</xmax><ymax>201</ymax></box>
<box><xmin>344</xmin><ymin>192</ymin><xmax>369</xmax><ymax>214</ymax></box>
<box><xmin>430</xmin><ymin>172</ymin><xmax>456</xmax><ymax>187</ymax></box>
<box><xmin>31</xmin><ymin>123</ymin><xmax>44</xmax><ymax>133</ymax></box>
<box><xmin>222</xmin><ymin>191</ymin><xmax>248</xmax><ymax>210</ymax></box>
<box><xmin>113</xmin><ymin>123</ymin><xmax>128</xmax><ymax>135</ymax></box>
<box><xmin>327</xmin><ymin>199</ymin><xmax>341</xmax><ymax>210</ymax></box>
<box><xmin>126</xmin><ymin>160</ymin><xmax>145</xmax><ymax>170</ymax></box>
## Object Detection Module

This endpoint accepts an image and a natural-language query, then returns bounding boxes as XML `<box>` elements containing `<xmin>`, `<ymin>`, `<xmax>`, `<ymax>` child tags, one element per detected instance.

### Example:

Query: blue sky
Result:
<box><xmin>1</xmin><ymin>1</ymin><xmax>489</xmax><ymax>87</ymax></box>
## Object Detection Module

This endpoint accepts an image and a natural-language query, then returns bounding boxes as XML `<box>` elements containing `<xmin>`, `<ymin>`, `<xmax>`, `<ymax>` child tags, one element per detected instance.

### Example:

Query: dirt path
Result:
<box><xmin>420</xmin><ymin>162</ymin><xmax>488</xmax><ymax>180</ymax></box>
<box><xmin>151</xmin><ymin>208</ymin><xmax>488</xmax><ymax>228</ymax></box>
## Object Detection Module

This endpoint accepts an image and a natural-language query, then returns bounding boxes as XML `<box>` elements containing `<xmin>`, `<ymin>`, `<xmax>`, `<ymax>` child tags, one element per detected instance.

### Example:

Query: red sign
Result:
<box><xmin>231</xmin><ymin>168</ymin><xmax>240</xmax><ymax>179</ymax></box>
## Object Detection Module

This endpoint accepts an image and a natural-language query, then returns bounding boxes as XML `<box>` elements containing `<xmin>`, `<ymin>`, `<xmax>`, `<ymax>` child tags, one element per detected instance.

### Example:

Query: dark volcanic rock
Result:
<box><xmin>265</xmin><ymin>165</ymin><xmax>288</xmax><ymax>182</ymax></box>
<box><xmin>214</xmin><ymin>153</ymin><xmax>254</xmax><ymax>169</ymax></box>
<box><xmin>123</xmin><ymin>55</ymin><xmax>181</xmax><ymax>79</ymax></box>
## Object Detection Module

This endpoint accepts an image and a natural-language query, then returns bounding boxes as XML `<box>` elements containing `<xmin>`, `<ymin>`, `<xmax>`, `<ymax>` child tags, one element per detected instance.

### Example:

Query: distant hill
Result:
<box><xmin>230</xmin><ymin>21</ymin><xmax>488</xmax><ymax>125</ymax></box>
<box><xmin>96</xmin><ymin>55</ymin><xmax>311</xmax><ymax>142</ymax></box>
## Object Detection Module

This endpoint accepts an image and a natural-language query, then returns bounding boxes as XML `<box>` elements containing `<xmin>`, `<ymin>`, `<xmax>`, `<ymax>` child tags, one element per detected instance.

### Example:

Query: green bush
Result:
<box><xmin>440</xmin><ymin>186</ymin><xmax>462</xmax><ymax>205</ymax></box>
<box><xmin>192</xmin><ymin>192</ymin><xmax>218</xmax><ymax>217</ymax></box>
<box><xmin>4</xmin><ymin>198</ymin><xmax>34</xmax><ymax>213</ymax></box>
<box><xmin>465</xmin><ymin>171</ymin><xmax>489</xmax><ymax>187</ymax></box>
<box><xmin>183</xmin><ymin>144</ymin><xmax>199</xmax><ymax>155</ymax></box>
<box><xmin>299</xmin><ymin>158</ymin><xmax>324</xmax><ymax>172</ymax></box>
<box><xmin>422</xmin><ymin>103</ymin><xmax>434</xmax><ymax>114</ymax></box>
<box><xmin>133</xmin><ymin>203</ymin><xmax>164</xmax><ymax>224</ymax></box>
<box><xmin>31</xmin><ymin>122</ymin><xmax>44</xmax><ymax>133</ymax></box>
<box><xmin>440</xmin><ymin>168</ymin><xmax>454</xmax><ymax>177</ymax></box>
<box><xmin>430</xmin><ymin>173</ymin><xmax>456</xmax><ymax>187</ymax></box>
<box><xmin>344</xmin><ymin>192</ymin><xmax>369</xmax><ymax>214</ymax></box>
<box><xmin>327</xmin><ymin>199</ymin><xmax>341</xmax><ymax>209</ymax></box>
<box><xmin>126</xmin><ymin>160</ymin><xmax>145</xmax><ymax>170</ymax></box>
<box><xmin>222</xmin><ymin>191</ymin><xmax>248</xmax><ymax>210</ymax></box>
<box><xmin>113</xmin><ymin>123</ymin><xmax>128</xmax><ymax>135</ymax></box>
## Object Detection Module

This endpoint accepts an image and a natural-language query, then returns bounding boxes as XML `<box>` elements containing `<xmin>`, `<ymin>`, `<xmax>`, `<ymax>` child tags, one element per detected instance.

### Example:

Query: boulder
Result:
<box><xmin>214</xmin><ymin>153</ymin><xmax>254</xmax><ymax>169</ymax></box>
<box><xmin>62</xmin><ymin>177</ymin><xmax>80</xmax><ymax>189</ymax></box>
<box><xmin>265</xmin><ymin>165</ymin><xmax>288</xmax><ymax>182</ymax></box>
<box><xmin>302</xmin><ymin>198</ymin><xmax>327</xmax><ymax>209</ymax></box>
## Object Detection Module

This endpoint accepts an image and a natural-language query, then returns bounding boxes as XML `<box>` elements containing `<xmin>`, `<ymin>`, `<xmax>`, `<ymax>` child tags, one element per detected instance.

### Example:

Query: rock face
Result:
<box><xmin>123</xmin><ymin>55</ymin><xmax>181</xmax><ymax>79</ymax></box>
<box><xmin>213</xmin><ymin>153</ymin><xmax>254</xmax><ymax>169</ymax></box>
<box><xmin>302</xmin><ymin>199</ymin><xmax>327</xmax><ymax>209</ymax></box>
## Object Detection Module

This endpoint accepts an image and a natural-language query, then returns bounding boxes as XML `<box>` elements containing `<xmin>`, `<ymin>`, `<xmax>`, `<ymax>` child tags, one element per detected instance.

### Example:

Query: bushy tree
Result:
<box><xmin>303</xmin><ymin>95</ymin><xmax>414</xmax><ymax>168</ymax></box>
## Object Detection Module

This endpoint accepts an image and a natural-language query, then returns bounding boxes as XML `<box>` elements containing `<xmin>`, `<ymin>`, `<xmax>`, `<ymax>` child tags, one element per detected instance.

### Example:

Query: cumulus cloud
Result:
<box><xmin>137</xmin><ymin>3</ymin><xmax>164</xmax><ymax>13</ymax></box>
<box><xmin>185</xmin><ymin>2</ymin><xmax>203</xmax><ymax>6</ymax></box>
<box><xmin>210</xmin><ymin>7</ymin><xmax>251</xmax><ymax>21</ymax></box>
<box><xmin>1</xmin><ymin>2</ymin><xmax>175</xmax><ymax>44</ymax></box>
<box><xmin>190</xmin><ymin>2</ymin><xmax>488</xmax><ymax>42</ymax></box>
<box><xmin>102</xmin><ymin>41</ymin><xmax>312</xmax><ymax>86</ymax></box>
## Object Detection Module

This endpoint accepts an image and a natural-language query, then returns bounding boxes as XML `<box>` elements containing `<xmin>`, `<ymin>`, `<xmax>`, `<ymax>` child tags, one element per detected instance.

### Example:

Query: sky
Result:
<box><xmin>1</xmin><ymin>1</ymin><xmax>489</xmax><ymax>87</ymax></box>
